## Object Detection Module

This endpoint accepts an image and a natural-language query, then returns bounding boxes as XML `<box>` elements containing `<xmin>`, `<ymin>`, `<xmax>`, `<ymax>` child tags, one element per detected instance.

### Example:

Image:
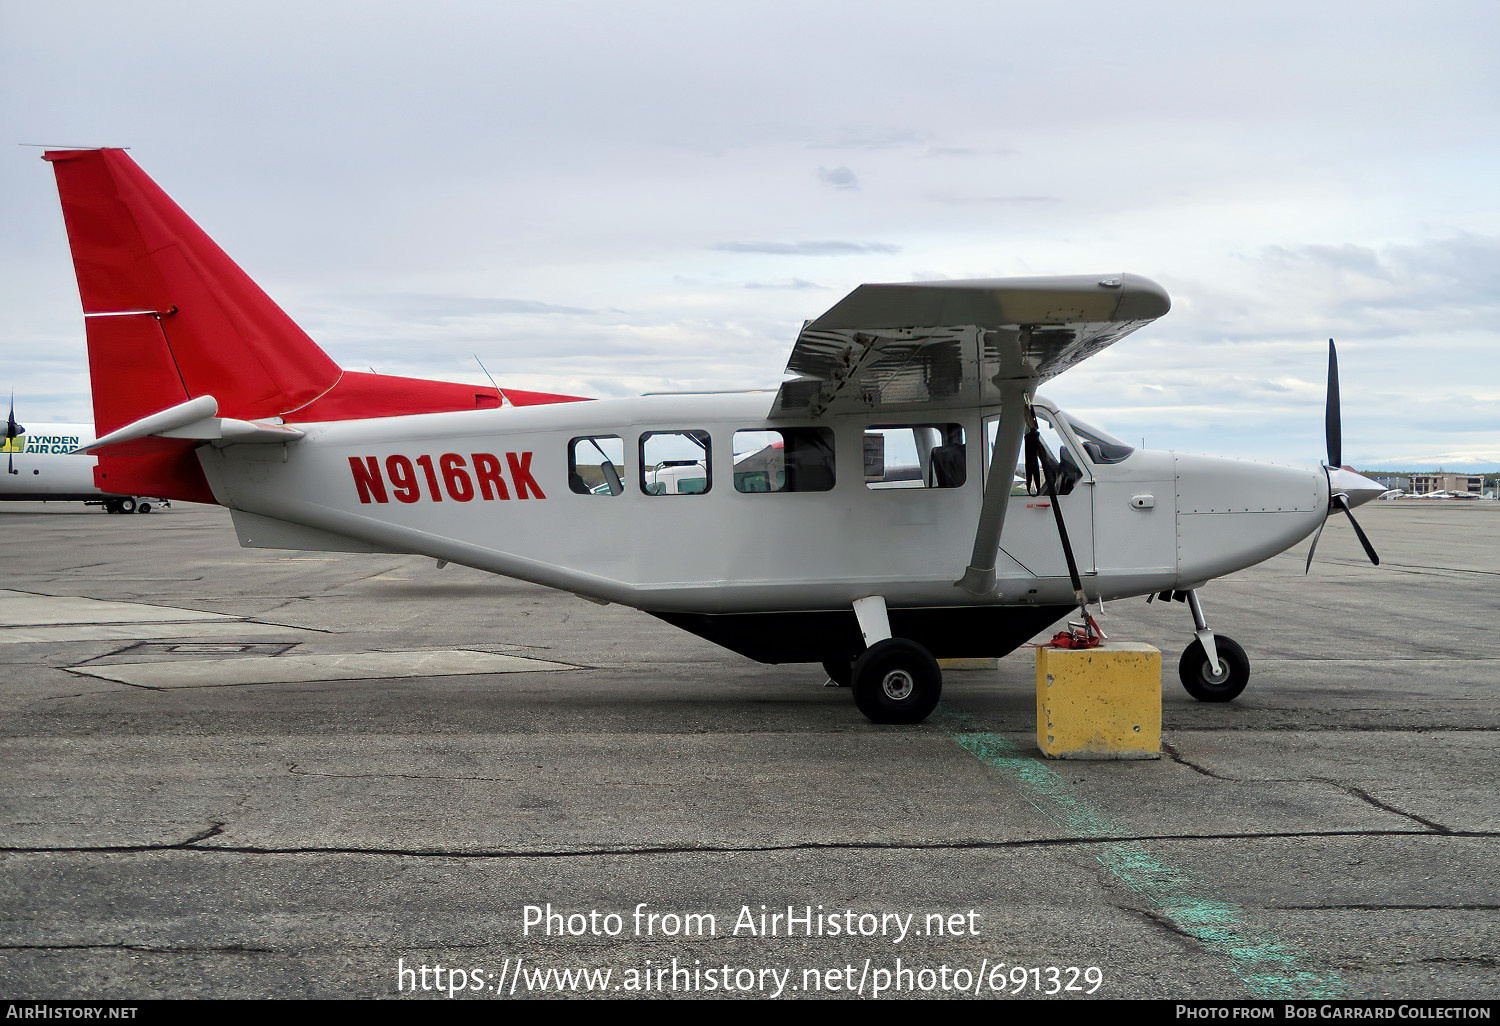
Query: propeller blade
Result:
<box><xmin>1332</xmin><ymin>493</ymin><xmax>1380</xmax><ymax>566</ymax></box>
<box><xmin>1325</xmin><ymin>338</ymin><xmax>1341</xmax><ymax>469</ymax></box>
<box><xmin>1304</xmin><ymin>512</ymin><xmax>1327</xmax><ymax>574</ymax></box>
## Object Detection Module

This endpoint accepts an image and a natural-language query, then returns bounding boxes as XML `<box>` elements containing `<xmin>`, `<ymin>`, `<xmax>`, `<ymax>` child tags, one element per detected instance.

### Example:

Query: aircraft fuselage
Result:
<box><xmin>197</xmin><ymin>390</ymin><xmax>1336</xmax><ymax>660</ymax></box>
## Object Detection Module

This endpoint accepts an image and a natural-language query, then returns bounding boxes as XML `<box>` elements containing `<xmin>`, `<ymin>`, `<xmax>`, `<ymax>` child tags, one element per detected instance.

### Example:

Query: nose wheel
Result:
<box><xmin>1178</xmin><ymin>635</ymin><xmax>1249</xmax><ymax>702</ymax></box>
<box><xmin>1161</xmin><ymin>589</ymin><xmax>1251</xmax><ymax>702</ymax></box>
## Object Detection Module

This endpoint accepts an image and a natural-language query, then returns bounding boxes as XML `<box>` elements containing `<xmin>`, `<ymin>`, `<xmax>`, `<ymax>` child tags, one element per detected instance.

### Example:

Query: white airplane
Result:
<box><xmin>1</xmin><ymin>401</ymin><xmax>164</xmax><ymax>513</ymax></box>
<box><xmin>37</xmin><ymin>148</ymin><xmax>1386</xmax><ymax>723</ymax></box>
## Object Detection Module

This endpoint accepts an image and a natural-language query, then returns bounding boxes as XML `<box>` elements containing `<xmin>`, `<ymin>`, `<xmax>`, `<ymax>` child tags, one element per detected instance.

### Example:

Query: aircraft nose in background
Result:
<box><xmin>1328</xmin><ymin>467</ymin><xmax>1386</xmax><ymax>509</ymax></box>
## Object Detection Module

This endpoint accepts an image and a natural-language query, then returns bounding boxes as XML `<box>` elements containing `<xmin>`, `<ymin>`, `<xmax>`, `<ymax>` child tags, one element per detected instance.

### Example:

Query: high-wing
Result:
<box><xmin>771</xmin><ymin>273</ymin><xmax>1171</xmax><ymax>418</ymax></box>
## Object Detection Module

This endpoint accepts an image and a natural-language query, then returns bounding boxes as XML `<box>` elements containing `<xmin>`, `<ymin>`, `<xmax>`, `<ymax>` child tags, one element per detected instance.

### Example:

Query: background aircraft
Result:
<box><xmin>1</xmin><ymin>402</ymin><xmax>162</xmax><ymax>513</ymax></box>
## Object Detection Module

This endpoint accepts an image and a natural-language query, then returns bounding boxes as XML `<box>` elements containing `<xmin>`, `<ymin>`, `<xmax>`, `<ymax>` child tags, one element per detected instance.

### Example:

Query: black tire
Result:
<box><xmin>103</xmin><ymin>500</ymin><xmax>121</xmax><ymax>514</ymax></box>
<box><xmin>1178</xmin><ymin>636</ymin><xmax>1249</xmax><ymax>702</ymax></box>
<box><xmin>821</xmin><ymin>657</ymin><xmax>853</xmax><ymax>687</ymax></box>
<box><xmin>118</xmin><ymin>497</ymin><xmax>137</xmax><ymax>514</ymax></box>
<box><xmin>852</xmin><ymin>638</ymin><xmax>942</xmax><ymax>724</ymax></box>
<box><xmin>137</xmin><ymin>502</ymin><xmax>152</xmax><ymax>514</ymax></box>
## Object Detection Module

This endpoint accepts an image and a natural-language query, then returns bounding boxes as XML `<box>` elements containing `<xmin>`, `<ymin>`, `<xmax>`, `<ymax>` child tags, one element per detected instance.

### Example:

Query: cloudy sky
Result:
<box><xmin>2</xmin><ymin>0</ymin><xmax>1495</xmax><ymax>470</ymax></box>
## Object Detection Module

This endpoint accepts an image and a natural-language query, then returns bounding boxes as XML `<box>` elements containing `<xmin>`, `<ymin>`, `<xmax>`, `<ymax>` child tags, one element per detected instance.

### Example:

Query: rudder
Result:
<box><xmin>44</xmin><ymin>148</ymin><xmax>342</xmax><ymax>436</ymax></box>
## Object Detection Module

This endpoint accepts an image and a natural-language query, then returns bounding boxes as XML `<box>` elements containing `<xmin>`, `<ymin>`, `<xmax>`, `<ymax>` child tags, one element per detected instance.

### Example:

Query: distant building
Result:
<box><xmin>1366</xmin><ymin>474</ymin><xmax>1411</xmax><ymax>492</ymax></box>
<box><xmin>1411</xmin><ymin>473</ymin><xmax>1484</xmax><ymax>496</ymax></box>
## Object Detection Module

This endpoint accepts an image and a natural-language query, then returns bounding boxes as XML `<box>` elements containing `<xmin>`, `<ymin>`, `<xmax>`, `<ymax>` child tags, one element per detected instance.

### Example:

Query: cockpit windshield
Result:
<box><xmin>1063</xmin><ymin>415</ymin><xmax>1135</xmax><ymax>465</ymax></box>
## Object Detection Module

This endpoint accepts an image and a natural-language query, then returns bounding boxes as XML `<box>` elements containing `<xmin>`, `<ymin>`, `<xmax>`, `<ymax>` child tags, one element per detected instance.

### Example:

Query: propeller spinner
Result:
<box><xmin>1305</xmin><ymin>339</ymin><xmax>1382</xmax><ymax>572</ymax></box>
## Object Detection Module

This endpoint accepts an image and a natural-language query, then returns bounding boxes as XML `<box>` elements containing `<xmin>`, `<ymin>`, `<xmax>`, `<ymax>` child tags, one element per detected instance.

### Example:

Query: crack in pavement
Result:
<box><xmin>1</xmin><ymin>828</ymin><xmax>1494</xmax><ymax>861</ymax></box>
<box><xmin>1140</xmin><ymin>748</ymin><xmax>1463</xmax><ymax>836</ymax></box>
<box><xmin>1113</xmin><ymin>904</ymin><xmax>1209</xmax><ymax>950</ymax></box>
<box><xmin>1337</xmin><ymin>784</ymin><xmax>1454</xmax><ymax>834</ymax></box>
<box><xmin>0</xmin><ymin>943</ymin><xmax>274</xmax><ymax>954</ymax></box>
<box><xmin>1161</xmin><ymin>742</ymin><xmax>1229</xmax><ymax>779</ymax></box>
<box><xmin>286</xmin><ymin>761</ymin><xmax>519</xmax><ymax>783</ymax></box>
<box><xmin>1271</xmin><ymin>905</ymin><xmax>1500</xmax><ymax>912</ymax></box>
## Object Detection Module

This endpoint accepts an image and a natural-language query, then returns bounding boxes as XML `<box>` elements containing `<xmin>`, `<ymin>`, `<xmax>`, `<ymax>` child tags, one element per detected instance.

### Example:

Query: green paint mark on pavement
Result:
<box><xmin>933</xmin><ymin>704</ymin><xmax>1345</xmax><ymax>999</ymax></box>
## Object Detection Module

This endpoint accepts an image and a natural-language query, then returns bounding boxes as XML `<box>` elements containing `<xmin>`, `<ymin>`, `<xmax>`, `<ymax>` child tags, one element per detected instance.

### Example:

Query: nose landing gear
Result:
<box><xmin>1155</xmin><ymin>588</ymin><xmax>1250</xmax><ymax>702</ymax></box>
<box><xmin>1179</xmin><ymin>634</ymin><xmax>1249</xmax><ymax>702</ymax></box>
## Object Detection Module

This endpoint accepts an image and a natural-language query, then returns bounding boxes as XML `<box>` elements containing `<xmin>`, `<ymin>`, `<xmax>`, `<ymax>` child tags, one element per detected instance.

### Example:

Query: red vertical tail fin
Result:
<box><xmin>44</xmin><ymin>149</ymin><xmax>589</xmax><ymax>503</ymax></box>
<box><xmin>44</xmin><ymin>148</ymin><xmax>342</xmax><ymax>435</ymax></box>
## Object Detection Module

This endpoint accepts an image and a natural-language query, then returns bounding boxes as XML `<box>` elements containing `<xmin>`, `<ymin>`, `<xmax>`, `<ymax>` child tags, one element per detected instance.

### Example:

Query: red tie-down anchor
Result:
<box><xmin>1048</xmin><ymin>609</ymin><xmax>1107</xmax><ymax>649</ymax></box>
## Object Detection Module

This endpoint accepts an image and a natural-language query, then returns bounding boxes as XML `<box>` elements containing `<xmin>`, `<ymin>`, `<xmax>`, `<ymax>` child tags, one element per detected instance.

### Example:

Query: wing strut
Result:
<box><xmin>955</xmin><ymin>379</ymin><xmax>1031</xmax><ymax>596</ymax></box>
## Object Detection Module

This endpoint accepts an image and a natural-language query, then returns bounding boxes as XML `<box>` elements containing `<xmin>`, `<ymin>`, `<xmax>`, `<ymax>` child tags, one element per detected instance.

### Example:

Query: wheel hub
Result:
<box><xmin>881</xmin><ymin>669</ymin><xmax>914</xmax><ymax>701</ymax></box>
<box><xmin>1201</xmin><ymin>659</ymin><xmax>1230</xmax><ymax>685</ymax></box>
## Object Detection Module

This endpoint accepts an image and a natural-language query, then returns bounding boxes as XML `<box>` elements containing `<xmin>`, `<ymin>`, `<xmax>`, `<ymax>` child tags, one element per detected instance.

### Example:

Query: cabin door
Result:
<box><xmin>982</xmin><ymin>412</ymin><xmax>1096</xmax><ymax>582</ymax></box>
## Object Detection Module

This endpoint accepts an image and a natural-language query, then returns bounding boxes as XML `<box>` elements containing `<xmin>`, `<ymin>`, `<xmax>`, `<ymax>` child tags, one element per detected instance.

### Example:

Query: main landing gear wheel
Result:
<box><xmin>852</xmin><ymin>638</ymin><xmax>942</xmax><ymax>724</ymax></box>
<box><xmin>821</xmin><ymin>657</ymin><xmax>853</xmax><ymax>687</ymax></box>
<box><xmin>1179</xmin><ymin>636</ymin><xmax>1249</xmax><ymax>702</ymax></box>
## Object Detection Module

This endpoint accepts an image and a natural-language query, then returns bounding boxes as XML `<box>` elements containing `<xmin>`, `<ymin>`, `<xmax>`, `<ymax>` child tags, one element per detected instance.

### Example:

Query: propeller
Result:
<box><xmin>1305</xmin><ymin>339</ymin><xmax>1380</xmax><ymax>572</ymax></box>
<box><xmin>5</xmin><ymin>391</ymin><xmax>23</xmax><ymax>475</ymax></box>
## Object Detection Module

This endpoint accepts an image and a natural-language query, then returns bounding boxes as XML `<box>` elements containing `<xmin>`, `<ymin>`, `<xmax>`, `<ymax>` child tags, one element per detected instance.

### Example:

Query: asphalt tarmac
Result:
<box><xmin>0</xmin><ymin>499</ymin><xmax>1495</xmax><ymax>1000</ymax></box>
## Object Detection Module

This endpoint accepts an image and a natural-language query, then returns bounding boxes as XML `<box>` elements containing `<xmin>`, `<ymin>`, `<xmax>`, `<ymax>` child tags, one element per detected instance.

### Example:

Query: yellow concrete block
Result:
<box><xmin>1036</xmin><ymin>642</ymin><xmax>1161</xmax><ymax>760</ymax></box>
<box><xmin>938</xmin><ymin>657</ymin><xmax>1001</xmax><ymax>671</ymax></box>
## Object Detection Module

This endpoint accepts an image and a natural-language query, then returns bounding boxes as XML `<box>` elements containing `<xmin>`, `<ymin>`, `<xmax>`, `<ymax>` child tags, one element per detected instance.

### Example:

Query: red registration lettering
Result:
<box><xmin>506</xmin><ymin>451</ymin><xmax>545</xmax><ymax>499</ymax></box>
<box><xmin>472</xmin><ymin>453</ymin><xmax>510</xmax><ymax>500</ymax></box>
<box><xmin>348</xmin><ymin>456</ymin><xmax>387</xmax><ymax>504</ymax></box>
<box><xmin>386</xmin><ymin>455</ymin><xmax>420</xmax><ymax>503</ymax></box>
<box><xmin>350</xmin><ymin>451</ymin><xmax>541</xmax><ymax>503</ymax></box>
<box><xmin>440</xmin><ymin>453</ymin><xmax>475</xmax><ymax>501</ymax></box>
<box><xmin>414</xmin><ymin>454</ymin><xmax>444</xmax><ymax>501</ymax></box>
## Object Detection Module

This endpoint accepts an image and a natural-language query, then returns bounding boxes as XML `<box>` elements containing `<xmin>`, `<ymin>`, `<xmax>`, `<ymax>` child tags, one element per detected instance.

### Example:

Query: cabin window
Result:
<box><xmin>983</xmin><ymin>411</ymin><xmax>1083</xmax><ymax>496</ymax></box>
<box><xmin>640</xmin><ymin>430</ymin><xmax>711</xmax><ymax>495</ymax></box>
<box><xmin>732</xmin><ymin>428</ymin><xmax>835</xmax><ymax>493</ymax></box>
<box><xmin>568</xmin><ymin>435</ymin><xmax>625</xmax><ymax>496</ymax></box>
<box><xmin>863</xmin><ymin>424</ymin><xmax>966</xmax><ymax>490</ymax></box>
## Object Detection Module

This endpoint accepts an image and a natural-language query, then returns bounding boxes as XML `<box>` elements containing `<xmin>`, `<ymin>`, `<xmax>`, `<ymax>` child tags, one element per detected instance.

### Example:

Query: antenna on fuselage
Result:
<box><xmin>474</xmin><ymin>355</ymin><xmax>512</xmax><ymax>408</ymax></box>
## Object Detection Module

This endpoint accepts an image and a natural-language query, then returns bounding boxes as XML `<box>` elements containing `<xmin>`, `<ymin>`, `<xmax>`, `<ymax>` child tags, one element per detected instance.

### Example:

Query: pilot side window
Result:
<box><xmin>567</xmin><ymin>435</ymin><xmax>625</xmax><ymax>496</ymax></box>
<box><xmin>1064</xmin><ymin>415</ymin><xmax>1135</xmax><ymax>465</ymax></box>
<box><xmin>732</xmin><ymin>428</ymin><xmax>836</xmax><ymax>493</ymax></box>
<box><xmin>864</xmin><ymin>424</ymin><xmax>966</xmax><ymax>490</ymax></box>
<box><xmin>640</xmin><ymin>430</ymin><xmax>711</xmax><ymax>495</ymax></box>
